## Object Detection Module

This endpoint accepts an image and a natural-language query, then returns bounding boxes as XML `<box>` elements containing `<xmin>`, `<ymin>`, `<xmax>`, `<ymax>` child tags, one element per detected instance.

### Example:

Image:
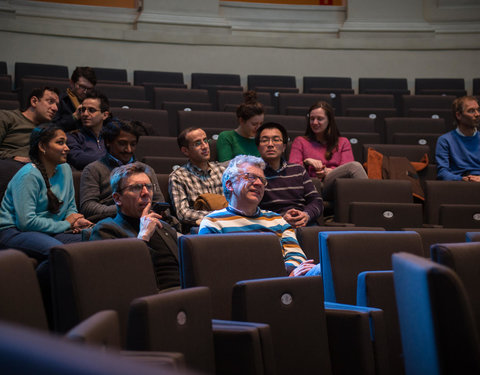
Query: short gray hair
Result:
<box><xmin>222</xmin><ymin>154</ymin><xmax>266</xmax><ymax>202</ymax></box>
<box><xmin>110</xmin><ymin>162</ymin><xmax>148</xmax><ymax>194</ymax></box>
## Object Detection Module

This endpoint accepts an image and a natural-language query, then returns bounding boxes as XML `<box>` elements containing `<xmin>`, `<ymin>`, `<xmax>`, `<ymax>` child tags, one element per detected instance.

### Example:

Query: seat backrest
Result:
<box><xmin>14</xmin><ymin>62</ymin><xmax>69</xmax><ymax>89</ymax></box>
<box><xmin>217</xmin><ymin>90</ymin><xmax>273</xmax><ymax>111</ymax></box>
<box><xmin>415</xmin><ymin>78</ymin><xmax>465</xmax><ymax>93</ymax></box>
<box><xmin>153</xmin><ymin>87</ymin><xmax>210</xmax><ymax>108</ymax></box>
<box><xmin>402</xmin><ymin>94</ymin><xmax>455</xmax><ymax>112</ymax></box>
<box><xmin>232</xmin><ymin>276</ymin><xmax>332</xmax><ymax>375</ymax></box>
<box><xmin>296</xmin><ymin>226</ymin><xmax>386</xmax><ymax>263</ymax></box>
<box><xmin>393</xmin><ymin>252</ymin><xmax>480</xmax><ymax>375</ymax></box>
<box><xmin>127</xmin><ymin>287</ymin><xmax>215</xmax><ymax>374</ymax></box>
<box><xmin>135</xmin><ymin>136</ymin><xmax>184</xmax><ymax>160</ymax></box>
<box><xmin>277</xmin><ymin>93</ymin><xmax>332</xmax><ymax>115</ymax></box>
<box><xmin>19</xmin><ymin>77</ymin><xmax>70</xmax><ymax>109</ymax></box>
<box><xmin>384</xmin><ymin>117</ymin><xmax>446</xmax><ymax>144</ymax></box>
<box><xmin>424</xmin><ymin>180</ymin><xmax>480</xmax><ymax>225</ymax></box>
<box><xmin>340</xmin><ymin>94</ymin><xmax>395</xmax><ymax>110</ymax></box>
<box><xmin>363</xmin><ymin>143</ymin><xmax>430</xmax><ymax>163</ymax></box>
<box><xmin>133</xmin><ymin>70</ymin><xmax>184</xmax><ymax>86</ymax></box>
<box><xmin>0</xmin><ymin>249</ymin><xmax>48</xmax><ymax>331</ymax></box>
<box><xmin>0</xmin><ymin>61</ymin><xmax>7</xmax><ymax>75</ymax></box>
<box><xmin>177</xmin><ymin>111</ymin><xmax>237</xmax><ymax>133</ymax></box>
<box><xmin>191</xmin><ymin>73</ymin><xmax>241</xmax><ymax>89</ymax></box>
<box><xmin>179</xmin><ymin>233</ymin><xmax>287</xmax><ymax>319</ymax></box>
<box><xmin>334</xmin><ymin>178</ymin><xmax>413</xmax><ymax>223</ymax></box>
<box><xmin>248</xmin><ymin>75</ymin><xmax>296</xmax><ymax>90</ymax></box>
<box><xmin>402</xmin><ymin>227</ymin><xmax>480</xmax><ymax>258</ymax></box>
<box><xmin>141</xmin><ymin>156</ymin><xmax>188</xmax><ymax>174</ymax></box>
<box><xmin>95</xmin><ymin>84</ymin><xmax>146</xmax><ymax>100</ymax></box>
<box><xmin>263</xmin><ymin>114</ymin><xmax>305</xmax><ymax>134</ymax></box>
<box><xmin>319</xmin><ymin>231</ymin><xmax>423</xmax><ymax>304</ymax></box>
<box><xmin>92</xmin><ymin>67</ymin><xmax>128</xmax><ymax>83</ymax></box>
<box><xmin>430</xmin><ymin>242</ymin><xmax>480</xmax><ymax>339</ymax></box>
<box><xmin>50</xmin><ymin>238</ymin><xmax>158</xmax><ymax>342</ymax></box>
<box><xmin>359</xmin><ymin>78</ymin><xmax>408</xmax><ymax>92</ymax></box>
<box><xmin>111</xmin><ymin>108</ymin><xmax>169</xmax><ymax>136</ymax></box>
<box><xmin>336</xmin><ymin>116</ymin><xmax>376</xmax><ymax>133</ymax></box>
<box><xmin>303</xmin><ymin>76</ymin><xmax>352</xmax><ymax>92</ymax></box>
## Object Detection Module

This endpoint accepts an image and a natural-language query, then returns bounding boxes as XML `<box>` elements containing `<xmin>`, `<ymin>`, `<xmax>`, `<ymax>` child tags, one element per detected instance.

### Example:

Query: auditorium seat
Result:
<box><xmin>14</xmin><ymin>62</ymin><xmax>69</xmax><ymax>90</ymax></box>
<box><xmin>135</xmin><ymin>136</ymin><xmax>183</xmax><ymax>161</ymax></box>
<box><xmin>402</xmin><ymin>227</ymin><xmax>480</xmax><ymax>257</ymax></box>
<box><xmin>401</xmin><ymin>94</ymin><xmax>456</xmax><ymax>128</ymax></box>
<box><xmin>334</xmin><ymin>178</ymin><xmax>423</xmax><ymax>229</ymax></box>
<box><xmin>217</xmin><ymin>89</ymin><xmax>274</xmax><ymax>113</ymax></box>
<box><xmin>336</xmin><ymin>116</ymin><xmax>376</xmax><ymax>133</ymax></box>
<box><xmin>415</xmin><ymin>78</ymin><xmax>467</xmax><ymax>97</ymax></box>
<box><xmin>384</xmin><ymin>117</ymin><xmax>446</xmax><ymax>144</ymax></box>
<box><xmin>19</xmin><ymin>77</ymin><xmax>70</xmax><ymax>109</ymax></box>
<box><xmin>248</xmin><ymin>74</ymin><xmax>296</xmax><ymax>91</ymax></box>
<box><xmin>141</xmin><ymin>156</ymin><xmax>188</xmax><ymax>174</ymax></box>
<box><xmin>393</xmin><ymin>252</ymin><xmax>480</xmax><ymax>374</ymax></box>
<box><xmin>93</xmin><ymin>67</ymin><xmax>128</xmax><ymax>84</ymax></box>
<box><xmin>303</xmin><ymin>76</ymin><xmax>353</xmax><ymax>114</ymax></box>
<box><xmin>0</xmin><ymin>75</ymin><xmax>17</xmax><ymax>101</ymax></box>
<box><xmin>263</xmin><ymin>114</ymin><xmax>305</xmax><ymax>139</ymax></box>
<box><xmin>111</xmin><ymin>107</ymin><xmax>169</xmax><ymax>136</ymax></box>
<box><xmin>277</xmin><ymin>92</ymin><xmax>332</xmax><ymax>115</ymax></box>
<box><xmin>177</xmin><ymin>110</ymin><xmax>237</xmax><ymax>134</ymax></box>
<box><xmin>358</xmin><ymin>78</ymin><xmax>410</xmax><ymax>112</ymax></box>
<box><xmin>0</xmin><ymin>99</ymin><xmax>20</xmax><ymax>109</ymax></box>
<box><xmin>0</xmin><ymin>61</ymin><xmax>7</xmax><ymax>75</ymax></box>
<box><xmin>95</xmin><ymin>83</ymin><xmax>150</xmax><ymax>108</ymax></box>
<box><xmin>340</xmin><ymin>94</ymin><xmax>398</xmax><ymax>141</ymax></box>
<box><xmin>133</xmin><ymin>70</ymin><xmax>185</xmax><ymax>87</ymax></box>
<box><xmin>424</xmin><ymin>180</ymin><xmax>480</xmax><ymax>228</ymax></box>
<box><xmin>473</xmin><ymin>78</ymin><xmax>480</xmax><ymax>96</ymax></box>
<box><xmin>191</xmin><ymin>73</ymin><xmax>242</xmax><ymax>109</ymax></box>
<box><xmin>343</xmin><ymin>132</ymin><xmax>382</xmax><ymax>163</ymax></box>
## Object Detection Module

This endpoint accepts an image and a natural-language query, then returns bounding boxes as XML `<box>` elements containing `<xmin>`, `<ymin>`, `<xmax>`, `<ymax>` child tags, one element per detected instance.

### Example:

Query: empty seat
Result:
<box><xmin>342</xmin><ymin>132</ymin><xmax>382</xmax><ymax>163</ymax></box>
<box><xmin>473</xmin><ymin>78</ymin><xmax>480</xmax><ymax>96</ymax></box>
<box><xmin>320</xmin><ymin>231</ymin><xmax>424</xmax><ymax>304</ymax></box>
<box><xmin>177</xmin><ymin>111</ymin><xmax>237</xmax><ymax>134</ymax></box>
<box><xmin>415</xmin><ymin>78</ymin><xmax>467</xmax><ymax>97</ymax></box>
<box><xmin>135</xmin><ymin>136</ymin><xmax>184</xmax><ymax>160</ymax></box>
<box><xmin>141</xmin><ymin>156</ymin><xmax>188</xmax><ymax>174</ymax></box>
<box><xmin>19</xmin><ymin>77</ymin><xmax>70</xmax><ymax>109</ymax></box>
<box><xmin>191</xmin><ymin>73</ymin><xmax>241</xmax><ymax>89</ymax></box>
<box><xmin>179</xmin><ymin>233</ymin><xmax>287</xmax><ymax>319</ymax></box>
<box><xmin>0</xmin><ymin>75</ymin><xmax>17</xmax><ymax>101</ymax></box>
<box><xmin>277</xmin><ymin>93</ymin><xmax>332</xmax><ymax>115</ymax></box>
<box><xmin>393</xmin><ymin>252</ymin><xmax>480</xmax><ymax>374</ymax></box>
<box><xmin>402</xmin><ymin>227</ymin><xmax>480</xmax><ymax>257</ymax></box>
<box><xmin>263</xmin><ymin>114</ymin><xmax>305</xmax><ymax>138</ymax></box>
<box><xmin>334</xmin><ymin>178</ymin><xmax>422</xmax><ymax>229</ymax></box>
<box><xmin>95</xmin><ymin>84</ymin><xmax>147</xmax><ymax>101</ymax></box>
<box><xmin>93</xmin><ymin>67</ymin><xmax>128</xmax><ymax>83</ymax></box>
<box><xmin>0</xmin><ymin>99</ymin><xmax>20</xmax><ymax>110</ymax></box>
<box><xmin>134</xmin><ymin>70</ymin><xmax>184</xmax><ymax>87</ymax></box>
<box><xmin>111</xmin><ymin>107</ymin><xmax>169</xmax><ymax>136</ymax></box>
<box><xmin>14</xmin><ymin>62</ymin><xmax>69</xmax><ymax>89</ymax></box>
<box><xmin>0</xmin><ymin>61</ymin><xmax>7</xmax><ymax>75</ymax></box>
<box><xmin>359</xmin><ymin>78</ymin><xmax>409</xmax><ymax>95</ymax></box>
<box><xmin>401</xmin><ymin>94</ymin><xmax>456</xmax><ymax>128</ymax></box>
<box><xmin>384</xmin><ymin>117</ymin><xmax>446</xmax><ymax>143</ymax></box>
<box><xmin>303</xmin><ymin>77</ymin><xmax>354</xmax><ymax>115</ymax></box>
<box><xmin>363</xmin><ymin>143</ymin><xmax>430</xmax><ymax>164</ymax></box>
<box><xmin>217</xmin><ymin>90</ymin><xmax>273</xmax><ymax>113</ymax></box>
<box><xmin>296</xmin><ymin>226</ymin><xmax>385</xmax><ymax>263</ymax></box>
<box><xmin>424</xmin><ymin>180</ymin><xmax>480</xmax><ymax>227</ymax></box>
<box><xmin>336</xmin><ymin>116</ymin><xmax>376</xmax><ymax>133</ymax></box>
<box><xmin>248</xmin><ymin>74</ymin><xmax>296</xmax><ymax>91</ymax></box>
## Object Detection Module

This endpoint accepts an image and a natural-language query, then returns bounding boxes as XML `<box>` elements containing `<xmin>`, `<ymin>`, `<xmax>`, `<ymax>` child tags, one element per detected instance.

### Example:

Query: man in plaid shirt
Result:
<box><xmin>168</xmin><ymin>127</ymin><xmax>225</xmax><ymax>231</ymax></box>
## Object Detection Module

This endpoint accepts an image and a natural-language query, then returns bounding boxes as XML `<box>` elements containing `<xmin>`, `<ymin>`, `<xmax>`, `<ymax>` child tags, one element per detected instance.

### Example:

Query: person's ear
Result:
<box><xmin>113</xmin><ymin>192</ymin><xmax>122</xmax><ymax>206</ymax></box>
<box><xmin>180</xmin><ymin>146</ymin><xmax>190</xmax><ymax>158</ymax></box>
<box><xmin>30</xmin><ymin>96</ymin><xmax>39</xmax><ymax>108</ymax></box>
<box><xmin>225</xmin><ymin>180</ymin><xmax>233</xmax><ymax>192</ymax></box>
<box><xmin>102</xmin><ymin>111</ymin><xmax>110</xmax><ymax>121</ymax></box>
<box><xmin>456</xmin><ymin>111</ymin><xmax>462</xmax><ymax>122</ymax></box>
<box><xmin>38</xmin><ymin>142</ymin><xmax>47</xmax><ymax>155</ymax></box>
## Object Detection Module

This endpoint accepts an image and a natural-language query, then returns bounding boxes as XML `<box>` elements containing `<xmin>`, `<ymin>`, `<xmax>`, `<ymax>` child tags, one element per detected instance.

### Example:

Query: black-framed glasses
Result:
<box><xmin>80</xmin><ymin>106</ymin><xmax>100</xmax><ymax>114</ymax></box>
<box><xmin>75</xmin><ymin>83</ymin><xmax>94</xmax><ymax>93</ymax></box>
<box><xmin>239</xmin><ymin>173</ymin><xmax>268</xmax><ymax>186</ymax></box>
<box><xmin>119</xmin><ymin>183</ymin><xmax>156</xmax><ymax>194</ymax></box>
<box><xmin>259</xmin><ymin>137</ymin><xmax>284</xmax><ymax>145</ymax></box>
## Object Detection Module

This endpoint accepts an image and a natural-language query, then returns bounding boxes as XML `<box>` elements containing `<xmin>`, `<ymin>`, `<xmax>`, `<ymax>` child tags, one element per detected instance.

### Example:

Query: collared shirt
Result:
<box><xmin>260</xmin><ymin>159</ymin><xmax>323</xmax><ymax>222</ymax></box>
<box><xmin>168</xmin><ymin>161</ymin><xmax>225</xmax><ymax>225</ymax></box>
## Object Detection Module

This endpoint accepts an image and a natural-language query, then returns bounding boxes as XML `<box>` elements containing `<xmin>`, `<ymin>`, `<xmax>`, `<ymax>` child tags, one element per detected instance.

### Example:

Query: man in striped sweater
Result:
<box><xmin>198</xmin><ymin>154</ymin><xmax>320</xmax><ymax>276</ymax></box>
<box><xmin>255</xmin><ymin>122</ymin><xmax>323</xmax><ymax>227</ymax></box>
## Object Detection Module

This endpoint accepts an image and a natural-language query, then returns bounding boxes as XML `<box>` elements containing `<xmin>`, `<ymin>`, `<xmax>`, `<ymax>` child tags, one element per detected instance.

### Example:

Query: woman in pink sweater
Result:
<box><xmin>289</xmin><ymin>101</ymin><xmax>367</xmax><ymax>200</ymax></box>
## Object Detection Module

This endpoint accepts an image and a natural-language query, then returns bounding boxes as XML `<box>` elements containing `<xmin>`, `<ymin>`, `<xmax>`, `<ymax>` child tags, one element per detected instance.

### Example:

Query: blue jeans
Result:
<box><xmin>305</xmin><ymin>263</ymin><xmax>321</xmax><ymax>276</ymax></box>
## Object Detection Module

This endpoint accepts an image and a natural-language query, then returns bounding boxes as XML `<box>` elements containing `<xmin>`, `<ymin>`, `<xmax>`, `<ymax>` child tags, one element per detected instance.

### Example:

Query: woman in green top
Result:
<box><xmin>216</xmin><ymin>91</ymin><xmax>264</xmax><ymax>162</ymax></box>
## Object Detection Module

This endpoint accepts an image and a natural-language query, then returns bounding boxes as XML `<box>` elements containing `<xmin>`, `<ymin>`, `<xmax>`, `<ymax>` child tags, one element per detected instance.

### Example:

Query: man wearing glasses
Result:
<box><xmin>90</xmin><ymin>162</ymin><xmax>180</xmax><ymax>291</ymax></box>
<box><xmin>199</xmin><ymin>154</ymin><xmax>320</xmax><ymax>277</ymax></box>
<box><xmin>54</xmin><ymin>66</ymin><xmax>97</xmax><ymax>132</ymax></box>
<box><xmin>169</xmin><ymin>127</ymin><xmax>226</xmax><ymax>232</ymax></box>
<box><xmin>256</xmin><ymin>122</ymin><xmax>323</xmax><ymax>227</ymax></box>
<box><xmin>66</xmin><ymin>90</ymin><xmax>110</xmax><ymax>170</ymax></box>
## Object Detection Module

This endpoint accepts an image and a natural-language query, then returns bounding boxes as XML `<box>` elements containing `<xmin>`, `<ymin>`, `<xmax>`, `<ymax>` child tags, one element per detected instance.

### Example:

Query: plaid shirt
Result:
<box><xmin>168</xmin><ymin>161</ymin><xmax>225</xmax><ymax>225</ymax></box>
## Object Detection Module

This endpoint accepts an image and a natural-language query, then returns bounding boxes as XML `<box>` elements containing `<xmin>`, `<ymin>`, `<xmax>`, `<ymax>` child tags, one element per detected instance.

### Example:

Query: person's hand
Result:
<box><xmin>71</xmin><ymin>217</ymin><xmax>94</xmax><ymax>233</ymax></box>
<box><xmin>137</xmin><ymin>202</ymin><xmax>163</xmax><ymax>242</ymax></box>
<box><xmin>464</xmin><ymin>175</ymin><xmax>480</xmax><ymax>182</ymax></box>
<box><xmin>66</xmin><ymin>213</ymin><xmax>84</xmax><ymax>226</ymax></box>
<box><xmin>290</xmin><ymin>260</ymin><xmax>316</xmax><ymax>277</ymax></box>
<box><xmin>73</xmin><ymin>104</ymin><xmax>82</xmax><ymax>121</ymax></box>
<box><xmin>304</xmin><ymin>158</ymin><xmax>324</xmax><ymax>171</ymax></box>
<box><xmin>13</xmin><ymin>156</ymin><xmax>31</xmax><ymax>164</ymax></box>
<box><xmin>283</xmin><ymin>209</ymin><xmax>310</xmax><ymax>228</ymax></box>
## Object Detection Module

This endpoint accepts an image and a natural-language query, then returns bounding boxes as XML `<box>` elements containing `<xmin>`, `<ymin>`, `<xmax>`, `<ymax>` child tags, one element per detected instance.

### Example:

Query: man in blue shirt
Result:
<box><xmin>435</xmin><ymin>96</ymin><xmax>480</xmax><ymax>181</ymax></box>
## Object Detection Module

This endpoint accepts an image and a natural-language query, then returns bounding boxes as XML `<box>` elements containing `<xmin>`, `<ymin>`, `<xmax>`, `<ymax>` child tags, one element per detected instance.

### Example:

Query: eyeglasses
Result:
<box><xmin>119</xmin><ymin>183</ymin><xmax>156</xmax><ymax>194</ymax></box>
<box><xmin>239</xmin><ymin>173</ymin><xmax>268</xmax><ymax>186</ymax></box>
<box><xmin>259</xmin><ymin>137</ymin><xmax>283</xmax><ymax>145</ymax></box>
<box><xmin>80</xmin><ymin>107</ymin><xmax>100</xmax><ymax>114</ymax></box>
<box><xmin>75</xmin><ymin>83</ymin><xmax>94</xmax><ymax>93</ymax></box>
<box><xmin>191</xmin><ymin>138</ymin><xmax>209</xmax><ymax>148</ymax></box>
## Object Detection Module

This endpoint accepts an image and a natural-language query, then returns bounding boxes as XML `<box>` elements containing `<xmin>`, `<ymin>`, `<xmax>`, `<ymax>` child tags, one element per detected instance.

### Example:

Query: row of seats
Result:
<box><xmin>2</xmin><ymin>61</ymin><xmax>479</xmax><ymax>95</ymax></box>
<box><xmin>2</xmin><ymin>229</ymin><xmax>479</xmax><ymax>374</ymax></box>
